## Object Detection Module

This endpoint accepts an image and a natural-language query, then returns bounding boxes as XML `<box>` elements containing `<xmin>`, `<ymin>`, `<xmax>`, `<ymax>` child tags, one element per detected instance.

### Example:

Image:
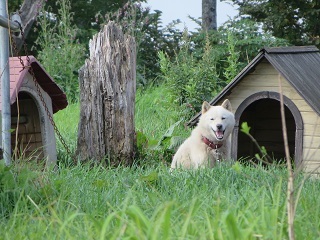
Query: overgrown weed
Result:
<box><xmin>1</xmin><ymin>162</ymin><xmax>319</xmax><ymax>239</ymax></box>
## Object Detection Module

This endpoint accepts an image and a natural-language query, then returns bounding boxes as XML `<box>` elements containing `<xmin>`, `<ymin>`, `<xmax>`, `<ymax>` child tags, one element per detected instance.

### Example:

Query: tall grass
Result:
<box><xmin>35</xmin><ymin>0</ymin><xmax>85</xmax><ymax>103</ymax></box>
<box><xmin>135</xmin><ymin>84</ymin><xmax>190</xmax><ymax>141</ymax></box>
<box><xmin>0</xmin><ymin>162</ymin><xmax>319</xmax><ymax>239</ymax></box>
<box><xmin>1</xmin><ymin>84</ymin><xmax>319</xmax><ymax>239</ymax></box>
<box><xmin>5</xmin><ymin>0</ymin><xmax>316</xmax><ymax>237</ymax></box>
<box><xmin>54</xmin><ymin>103</ymin><xmax>80</xmax><ymax>165</ymax></box>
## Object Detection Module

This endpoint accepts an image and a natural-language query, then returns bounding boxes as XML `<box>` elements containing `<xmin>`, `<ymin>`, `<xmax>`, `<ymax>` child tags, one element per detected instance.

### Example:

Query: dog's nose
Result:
<box><xmin>216</xmin><ymin>124</ymin><xmax>223</xmax><ymax>130</ymax></box>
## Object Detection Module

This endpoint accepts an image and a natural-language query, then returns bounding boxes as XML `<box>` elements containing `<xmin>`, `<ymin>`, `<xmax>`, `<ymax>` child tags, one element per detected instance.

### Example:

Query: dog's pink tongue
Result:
<box><xmin>216</xmin><ymin>131</ymin><xmax>224</xmax><ymax>138</ymax></box>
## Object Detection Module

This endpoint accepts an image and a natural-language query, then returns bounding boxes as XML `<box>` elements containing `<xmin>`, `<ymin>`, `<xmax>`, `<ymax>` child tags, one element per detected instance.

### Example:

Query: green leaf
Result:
<box><xmin>92</xmin><ymin>179</ymin><xmax>108</xmax><ymax>189</ymax></box>
<box><xmin>126</xmin><ymin>205</ymin><xmax>150</xmax><ymax>232</ymax></box>
<box><xmin>255</xmin><ymin>153</ymin><xmax>261</xmax><ymax>160</ymax></box>
<box><xmin>261</xmin><ymin>146</ymin><xmax>267</xmax><ymax>155</ymax></box>
<box><xmin>139</xmin><ymin>171</ymin><xmax>159</xmax><ymax>183</ymax></box>
<box><xmin>154</xmin><ymin>119</ymin><xmax>183</xmax><ymax>148</ymax></box>
<box><xmin>168</xmin><ymin>136</ymin><xmax>186</xmax><ymax>150</ymax></box>
<box><xmin>232</xmin><ymin>161</ymin><xmax>242</xmax><ymax>173</ymax></box>
<box><xmin>163</xmin><ymin>119</ymin><xmax>182</xmax><ymax>138</ymax></box>
<box><xmin>225</xmin><ymin>212</ymin><xmax>241</xmax><ymax>239</ymax></box>
<box><xmin>240</xmin><ymin>122</ymin><xmax>251</xmax><ymax>135</ymax></box>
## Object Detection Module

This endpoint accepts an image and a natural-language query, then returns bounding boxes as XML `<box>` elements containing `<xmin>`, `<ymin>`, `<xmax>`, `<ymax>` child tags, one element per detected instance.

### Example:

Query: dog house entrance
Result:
<box><xmin>11</xmin><ymin>92</ymin><xmax>44</xmax><ymax>160</ymax></box>
<box><xmin>237</xmin><ymin>98</ymin><xmax>296</xmax><ymax>163</ymax></box>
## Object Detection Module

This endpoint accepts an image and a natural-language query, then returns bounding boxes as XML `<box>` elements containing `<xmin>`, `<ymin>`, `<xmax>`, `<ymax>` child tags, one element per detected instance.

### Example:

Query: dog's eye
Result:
<box><xmin>210</xmin><ymin>118</ymin><xmax>215</xmax><ymax>121</ymax></box>
<box><xmin>222</xmin><ymin>117</ymin><xmax>226</xmax><ymax>120</ymax></box>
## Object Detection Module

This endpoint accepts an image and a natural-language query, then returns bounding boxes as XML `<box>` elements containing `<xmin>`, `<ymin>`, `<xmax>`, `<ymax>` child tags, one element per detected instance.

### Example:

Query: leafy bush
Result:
<box><xmin>104</xmin><ymin>1</ymin><xmax>184</xmax><ymax>86</ymax></box>
<box><xmin>35</xmin><ymin>0</ymin><xmax>85</xmax><ymax>103</ymax></box>
<box><xmin>159</xmin><ymin>32</ymin><xmax>221</xmax><ymax>113</ymax></box>
<box><xmin>220</xmin><ymin>18</ymin><xmax>290</xmax><ymax>62</ymax></box>
<box><xmin>135</xmin><ymin>84</ymin><xmax>190</xmax><ymax>165</ymax></box>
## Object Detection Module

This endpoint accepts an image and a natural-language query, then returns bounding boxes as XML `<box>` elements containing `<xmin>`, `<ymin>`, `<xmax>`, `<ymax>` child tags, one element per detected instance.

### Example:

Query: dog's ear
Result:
<box><xmin>221</xmin><ymin>99</ymin><xmax>232</xmax><ymax>112</ymax></box>
<box><xmin>202</xmin><ymin>101</ymin><xmax>211</xmax><ymax>114</ymax></box>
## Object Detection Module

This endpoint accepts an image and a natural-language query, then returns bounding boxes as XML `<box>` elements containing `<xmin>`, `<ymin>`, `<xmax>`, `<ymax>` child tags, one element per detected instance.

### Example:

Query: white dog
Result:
<box><xmin>171</xmin><ymin>99</ymin><xmax>235</xmax><ymax>169</ymax></box>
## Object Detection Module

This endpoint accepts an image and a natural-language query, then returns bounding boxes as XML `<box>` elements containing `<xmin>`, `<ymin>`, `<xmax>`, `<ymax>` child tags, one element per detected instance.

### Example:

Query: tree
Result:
<box><xmin>228</xmin><ymin>0</ymin><xmax>320</xmax><ymax>46</ymax></box>
<box><xmin>44</xmin><ymin>0</ymin><xmax>141</xmax><ymax>43</ymax></box>
<box><xmin>9</xmin><ymin>0</ymin><xmax>45</xmax><ymax>53</ymax></box>
<box><xmin>77</xmin><ymin>22</ymin><xmax>136</xmax><ymax>166</ymax></box>
<box><xmin>9</xmin><ymin>0</ymin><xmax>142</xmax><ymax>54</ymax></box>
<box><xmin>202</xmin><ymin>0</ymin><xmax>217</xmax><ymax>31</ymax></box>
<box><xmin>35</xmin><ymin>0</ymin><xmax>85</xmax><ymax>103</ymax></box>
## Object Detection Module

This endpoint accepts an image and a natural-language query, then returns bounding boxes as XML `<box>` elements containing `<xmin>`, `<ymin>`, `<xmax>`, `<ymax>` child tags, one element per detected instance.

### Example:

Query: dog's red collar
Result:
<box><xmin>201</xmin><ymin>136</ymin><xmax>223</xmax><ymax>149</ymax></box>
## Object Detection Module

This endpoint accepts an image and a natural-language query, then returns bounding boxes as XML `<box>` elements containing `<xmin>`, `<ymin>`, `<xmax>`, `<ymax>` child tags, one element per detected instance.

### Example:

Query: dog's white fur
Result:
<box><xmin>171</xmin><ymin>99</ymin><xmax>235</xmax><ymax>169</ymax></box>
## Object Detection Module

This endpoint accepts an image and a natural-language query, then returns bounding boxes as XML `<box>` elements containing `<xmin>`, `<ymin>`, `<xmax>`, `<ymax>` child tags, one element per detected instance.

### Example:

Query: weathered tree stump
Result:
<box><xmin>76</xmin><ymin>22</ymin><xmax>136</xmax><ymax>166</ymax></box>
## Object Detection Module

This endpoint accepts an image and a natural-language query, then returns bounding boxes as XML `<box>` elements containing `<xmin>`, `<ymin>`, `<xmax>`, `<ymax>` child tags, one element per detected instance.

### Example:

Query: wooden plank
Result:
<box><xmin>304</xmin><ymin>124</ymin><xmax>320</xmax><ymax>136</ymax></box>
<box><xmin>301</xmin><ymin>112</ymin><xmax>320</xmax><ymax>124</ymax></box>
<box><xmin>303</xmin><ymin>163</ymin><xmax>320</xmax><ymax>173</ymax></box>
<box><xmin>241</xmin><ymin>74</ymin><xmax>292</xmax><ymax>87</ymax></box>
<box><xmin>291</xmin><ymin>99</ymin><xmax>315</xmax><ymax>112</ymax></box>
<box><xmin>304</xmin><ymin>136</ymin><xmax>320</xmax><ymax>149</ymax></box>
<box><xmin>240</xmin><ymin>75</ymin><xmax>279</xmax><ymax>87</ymax></box>
<box><xmin>250</xmin><ymin>62</ymin><xmax>279</xmax><ymax>75</ymax></box>
<box><xmin>226</xmin><ymin>97</ymin><xmax>244</xmax><ymax>111</ymax></box>
<box><xmin>229</xmin><ymin>87</ymin><xmax>302</xmax><ymax>101</ymax></box>
<box><xmin>303</xmin><ymin>148</ymin><xmax>320</xmax><ymax>161</ymax></box>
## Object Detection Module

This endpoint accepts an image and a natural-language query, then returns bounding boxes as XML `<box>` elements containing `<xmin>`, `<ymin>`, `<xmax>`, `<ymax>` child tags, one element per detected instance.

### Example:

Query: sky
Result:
<box><xmin>143</xmin><ymin>0</ymin><xmax>239</xmax><ymax>30</ymax></box>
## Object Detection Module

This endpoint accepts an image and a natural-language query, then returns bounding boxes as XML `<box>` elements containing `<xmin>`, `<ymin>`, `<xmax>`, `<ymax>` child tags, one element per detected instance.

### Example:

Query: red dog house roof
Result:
<box><xmin>2</xmin><ymin>56</ymin><xmax>68</xmax><ymax>113</ymax></box>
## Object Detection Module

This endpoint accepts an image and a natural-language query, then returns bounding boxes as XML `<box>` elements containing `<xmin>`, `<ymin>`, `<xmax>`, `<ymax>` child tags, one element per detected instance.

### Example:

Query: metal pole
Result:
<box><xmin>0</xmin><ymin>14</ymin><xmax>20</xmax><ymax>32</ymax></box>
<box><xmin>0</xmin><ymin>0</ymin><xmax>11</xmax><ymax>165</ymax></box>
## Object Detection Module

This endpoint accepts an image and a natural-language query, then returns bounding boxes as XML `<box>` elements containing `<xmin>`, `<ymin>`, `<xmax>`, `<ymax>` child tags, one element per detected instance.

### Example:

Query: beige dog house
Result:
<box><xmin>189</xmin><ymin>46</ymin><xmax>320</xmax><ymax>173</ymax></box>
<box><xmin>0</xmin><ymin>56</ymin><xmax>68</xmax><ymax>165</ymax></box>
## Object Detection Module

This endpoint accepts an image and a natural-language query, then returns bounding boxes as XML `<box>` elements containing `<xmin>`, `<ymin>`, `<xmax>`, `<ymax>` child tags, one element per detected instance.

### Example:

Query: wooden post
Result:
<box><xmin>76</xmin><ymin>22</ymin><xmax>136</xmax><ymax>166</ymax></box>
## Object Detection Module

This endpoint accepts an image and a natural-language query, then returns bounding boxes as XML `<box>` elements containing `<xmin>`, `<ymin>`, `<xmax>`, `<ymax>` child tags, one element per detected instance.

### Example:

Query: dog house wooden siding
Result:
<box><xmin>0</xmin><ymin>56</ymin><xmax>68</xmax><ymax>164</ymax></box>
<box><xmin>189</xmin><ymin>46</ymin><xmax>320</xmax><ymax>173</ymax></box>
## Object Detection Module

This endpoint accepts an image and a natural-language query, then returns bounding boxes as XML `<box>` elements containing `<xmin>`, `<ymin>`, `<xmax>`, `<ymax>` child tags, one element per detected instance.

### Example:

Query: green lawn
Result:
<box><xmin>0</xmin><ymin>84</ymin><xmax>319</xmax><ymax>239</ymax></box>
<box><xmin>0</xmin><ymin>162</ymin><xmax>319</xmax><ymax>239</ymax></box>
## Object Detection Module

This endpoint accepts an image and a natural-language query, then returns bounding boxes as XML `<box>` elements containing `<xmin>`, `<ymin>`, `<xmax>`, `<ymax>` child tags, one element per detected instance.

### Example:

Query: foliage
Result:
<box><xmin>54</xmin><ymin>103</ymin><xmax>80</xmax><ymax>165</ymax></box>
<box><xmin>44</xmin><ymin>0</ymin><xmax>140</xmax><ymax>44</ymax></box>
<box><xmin>103</xmin><ymin>1</ymin><xmax>184</xmax><ymax>86</ymax></box>
<box><xmin>8</xmin><ymin>0</ymin><xmax>23</xmax><ymax>14</ymax></box>
<box><xmin>0</xmin><ymin>161</ymin><xmax>319</xmax><ymax>239</ymax></box>
<box><xmin>223</xmin><ymin>30</ymin><xmax>241</xmax><ymax>83</ymax></box>
<box><xmin>159</xmin><ymin>32</ymin><xmax>220</xmax><ymax>113</ymax></box>
<box><xmin>135</xmin><ymin>84</ymin><xmax>190</xmax><ymax>164</ymax></box>
<box><xmin>158</xmin><ymin>18</ymin><xmax>289</xmax><ymax>114</ymax></box>
<box><xmin>10</xmin><ymin>1</ymin><xmax>184</xmax><ymax>87</ymax></box>
<box><xmin>6</xmin><ymin>64</ymin><xmax>320</xmax><ymax>239</ymax></box>
<box><xmin>193</xmin><ymin>18</ymin><xmax>289</xmax><ymax>72</ymax></box>
<box><xmin>241</xmin><ymin>122</ymin><xmax>273</xmax><ymax>164</ymax></box>
<box><xmin>35</xmin><ymin>0</ymin><xmax>85</xmax><ymax>103</ymax></box>
<box><xmin>228</xmin><ymin>0</ymin><xmax>320</xmax><ymax>47</ymax></box>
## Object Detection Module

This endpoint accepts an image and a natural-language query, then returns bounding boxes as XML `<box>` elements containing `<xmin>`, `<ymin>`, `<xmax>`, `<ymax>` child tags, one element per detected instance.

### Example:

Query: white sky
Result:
<box><xmin>143</xmin><ymin>0</ymin><xmax>239</xmax><ymax>30</ymax></box>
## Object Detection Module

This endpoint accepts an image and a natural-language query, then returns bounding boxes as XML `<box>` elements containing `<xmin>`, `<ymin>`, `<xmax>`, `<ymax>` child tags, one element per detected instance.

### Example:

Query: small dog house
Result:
<box><xmin>0</xmin><ymin>56</ymin><xmax>68</xmax><ymax>165</ymax></box>
<box><xmin>189</xmin><ymin>46</ymin><xmax>320</xmax><ymax>173</ymax></box>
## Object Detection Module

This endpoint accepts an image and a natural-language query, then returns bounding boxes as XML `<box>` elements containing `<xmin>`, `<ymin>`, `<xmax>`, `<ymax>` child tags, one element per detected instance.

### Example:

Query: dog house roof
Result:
<box><xmin>1</xmin><ymin>56</ymin><xmax>68</xmax><ymax>113</ymax></box>
<box><xmin>188</xmin><ymin>45</ymin><xmax>320</xmax><ymax>126</ymax></box>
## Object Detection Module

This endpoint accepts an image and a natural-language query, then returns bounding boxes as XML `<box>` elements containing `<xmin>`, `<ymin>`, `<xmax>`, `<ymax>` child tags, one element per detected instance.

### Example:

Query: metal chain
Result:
<box><xmin>10</xmin><ymin>22</ymin><xmax>75</xmax><ymax>162</ymax></box>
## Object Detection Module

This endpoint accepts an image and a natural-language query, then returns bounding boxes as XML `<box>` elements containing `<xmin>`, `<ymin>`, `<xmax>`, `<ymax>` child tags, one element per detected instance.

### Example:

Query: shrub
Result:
<box><xmin>35</xmin><ymin>0</ymin><xmax>85</xmax><ymax>103</ymax></box>
<box><xmin>104</xmin><ymin>1</ymin><xmax>184</xmax><ymax>86</ymax></box>
<box><xmin>159</xmin><ymin>32</ymin><xmax>220</xmax><ymax>114</ymax></box>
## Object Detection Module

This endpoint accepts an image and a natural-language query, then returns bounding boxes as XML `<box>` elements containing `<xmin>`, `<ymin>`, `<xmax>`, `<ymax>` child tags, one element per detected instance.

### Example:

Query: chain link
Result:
<box><xmin>10</xmin><ymin>22</ymin><xmax>75</xmax><ymax>163</ymax></box>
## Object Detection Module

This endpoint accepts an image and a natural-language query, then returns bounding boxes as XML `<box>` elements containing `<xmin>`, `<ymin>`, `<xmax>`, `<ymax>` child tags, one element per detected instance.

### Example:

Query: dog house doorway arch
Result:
<box><xmin>231</xmin><ymin>91</ymin><xmax>303</xmax><ymax>166</ymax></box>
<box><xmin>11</xmin><ymin>85</ymin><xmax>57</xmax><ymax>165</ymax></box>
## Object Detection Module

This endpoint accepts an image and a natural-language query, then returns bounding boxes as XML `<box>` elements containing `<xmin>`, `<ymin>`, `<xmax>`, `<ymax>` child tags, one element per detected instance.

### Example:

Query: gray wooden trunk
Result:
<box><xmin>77</xmin><ymin>22</ymin><xmax>136</xmax><ymax>166</ymax></box>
